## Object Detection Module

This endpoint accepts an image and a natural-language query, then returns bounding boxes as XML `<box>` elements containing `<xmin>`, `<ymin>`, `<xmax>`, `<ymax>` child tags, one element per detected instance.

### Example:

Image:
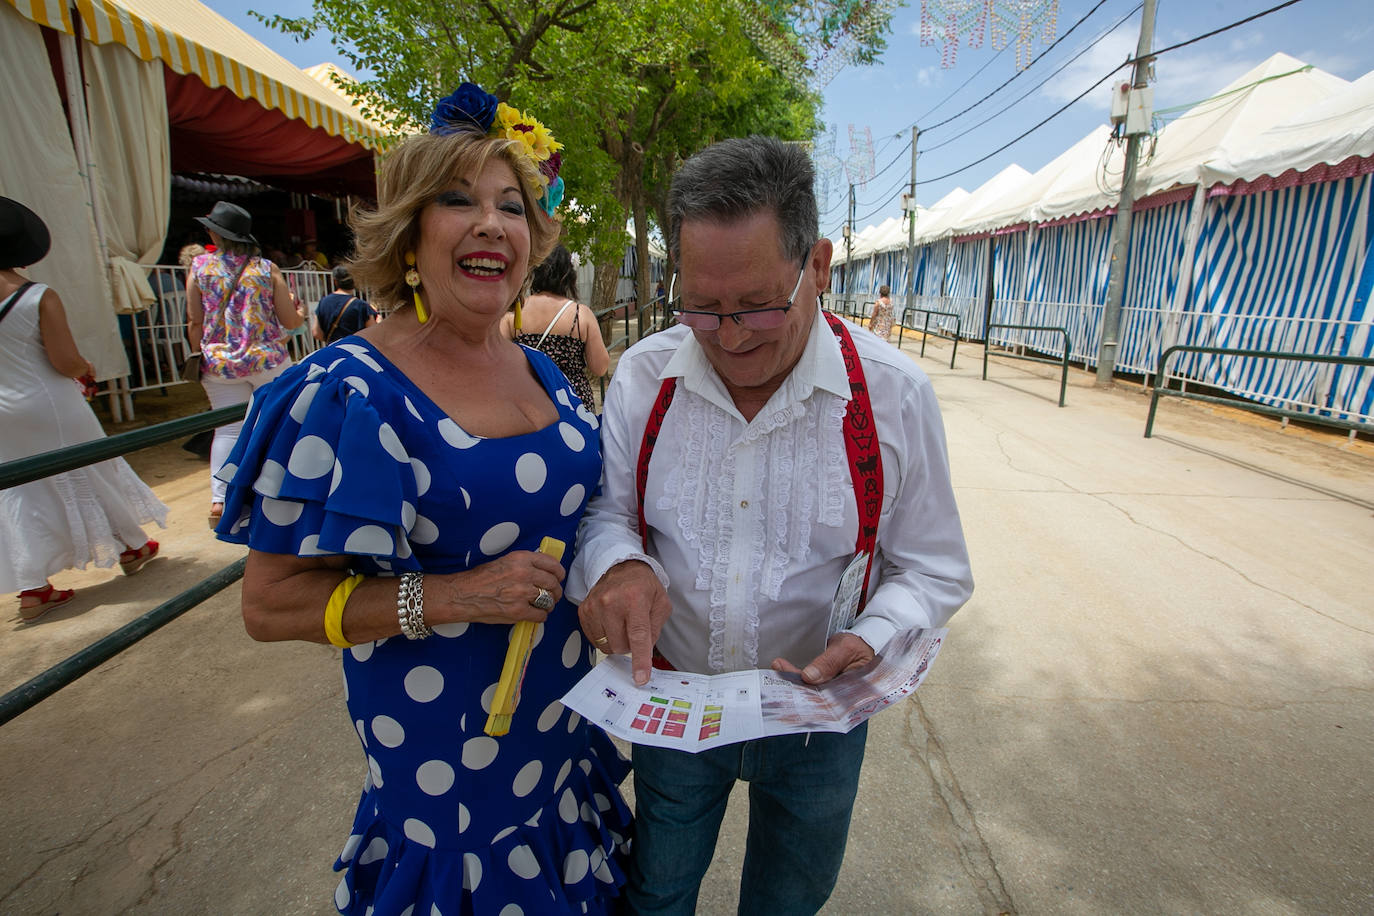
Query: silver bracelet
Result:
<box><xmin>397</xmin><ymin>572</ymin><xmax>432</xmax><ymax>640</ymax></box>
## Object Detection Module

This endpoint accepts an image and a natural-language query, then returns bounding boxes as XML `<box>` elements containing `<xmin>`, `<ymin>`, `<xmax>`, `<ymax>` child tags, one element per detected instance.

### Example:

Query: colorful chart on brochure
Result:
<box><xmin>561</xmin><ymin>627</ymin><xmax>946</xmax><ymax>753</ymax></box>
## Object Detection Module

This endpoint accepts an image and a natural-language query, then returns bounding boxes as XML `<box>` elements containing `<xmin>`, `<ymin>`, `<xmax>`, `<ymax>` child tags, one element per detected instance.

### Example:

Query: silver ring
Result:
<box><xmin>531</xmin><ymin>587</ymin><xmax>554</xmax><ymax>611</ymax></box>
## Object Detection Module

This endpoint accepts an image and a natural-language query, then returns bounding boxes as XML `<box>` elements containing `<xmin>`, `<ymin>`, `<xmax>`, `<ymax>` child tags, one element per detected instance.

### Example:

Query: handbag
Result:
<box><xmin>183</xmin><ymin>255</ymin><xmax>251</xmax><ymax>383</ymax></box>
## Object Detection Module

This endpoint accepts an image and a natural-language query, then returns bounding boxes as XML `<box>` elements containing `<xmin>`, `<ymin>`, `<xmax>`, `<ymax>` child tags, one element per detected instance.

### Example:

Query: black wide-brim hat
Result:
<box><xmin>195</xmin><ymin>200</ymin><xmax>259</xmax><ymax>246</ymax></box>
<box><xmin>0</xmin><ymin>196</ymin><xmax>52</xmax><ymax>269</ymax></box>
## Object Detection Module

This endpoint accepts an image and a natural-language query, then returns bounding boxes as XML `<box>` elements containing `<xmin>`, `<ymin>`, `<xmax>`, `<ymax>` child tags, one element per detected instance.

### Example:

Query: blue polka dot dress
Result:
<box><xmin>214</xmin><ymin>338</ymin><xmax>632</xmax><ymax>915</ymax></box>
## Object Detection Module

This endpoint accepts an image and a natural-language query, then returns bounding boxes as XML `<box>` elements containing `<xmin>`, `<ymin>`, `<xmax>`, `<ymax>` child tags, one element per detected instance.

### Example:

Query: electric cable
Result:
<box><xmin>920</xmin><ymin>2</ymin><xmax>1142</xmax><ymax>155</ymax></box>
<box><xmin>920</xmin><ymin>0</ymin><xmax>1120</xmax><ymax>135</ymax></box>
<box><xmin>915</xmin><ymin>0</ymin><xmax>1310</xmax><ymax>186</ymax></box>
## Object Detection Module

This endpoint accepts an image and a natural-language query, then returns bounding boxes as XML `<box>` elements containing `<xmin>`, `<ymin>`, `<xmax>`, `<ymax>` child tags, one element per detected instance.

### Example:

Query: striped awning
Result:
<box><xmin>5</xmin><ymin>0</ymin><xmax>388</xmax><ymax>149</ymax></box>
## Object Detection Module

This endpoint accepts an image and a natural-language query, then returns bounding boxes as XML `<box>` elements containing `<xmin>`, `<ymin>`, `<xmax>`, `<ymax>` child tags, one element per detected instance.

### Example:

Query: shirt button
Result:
<box><xmin>740</xmin><ymin>500</ymin><xmax>749</xmax><ymax>509</ymax></box>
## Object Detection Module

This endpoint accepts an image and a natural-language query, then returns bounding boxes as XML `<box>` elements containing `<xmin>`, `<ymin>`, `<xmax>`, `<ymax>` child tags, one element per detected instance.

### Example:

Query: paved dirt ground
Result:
<box><xmin>2</xmin><ymin>333</ymin><xmax>1371</xmax><ymax>915</ymax></box>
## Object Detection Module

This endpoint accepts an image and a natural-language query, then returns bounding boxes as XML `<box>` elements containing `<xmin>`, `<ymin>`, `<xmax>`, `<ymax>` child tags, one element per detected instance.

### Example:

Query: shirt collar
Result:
<box><xmin>659</xmin><ymin>306</ymin><xmax>852</xmax><ymax>415</ymax></box>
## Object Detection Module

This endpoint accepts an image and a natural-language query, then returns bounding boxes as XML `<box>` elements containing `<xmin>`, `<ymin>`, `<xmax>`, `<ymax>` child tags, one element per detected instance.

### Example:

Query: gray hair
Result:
<box><xmin>668</xmin><ymin>136</ymin><xmax>818</xmax><ymax>267</ymax></box>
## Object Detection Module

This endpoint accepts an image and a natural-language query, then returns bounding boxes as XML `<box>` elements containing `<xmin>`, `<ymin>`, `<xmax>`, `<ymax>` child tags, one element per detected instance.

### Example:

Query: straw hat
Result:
<box><xmin>0</xmin><ymin>197</ymin><xmax>51</xmax><ymax>269</ymax></box>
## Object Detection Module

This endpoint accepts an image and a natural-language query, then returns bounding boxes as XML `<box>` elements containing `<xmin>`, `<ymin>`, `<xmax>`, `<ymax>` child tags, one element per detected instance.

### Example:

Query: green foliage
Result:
<box><xmin>254</xmin><ymin>0</ymin><xmax>884</xmax><ymax>292</ymax></box>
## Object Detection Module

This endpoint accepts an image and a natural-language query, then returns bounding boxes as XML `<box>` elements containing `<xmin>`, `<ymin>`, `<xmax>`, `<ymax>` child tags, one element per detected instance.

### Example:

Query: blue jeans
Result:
<box><xmin>625</xmin><ymin>722</ymin><xmax>868</xmax><ymax>915</ymax></box>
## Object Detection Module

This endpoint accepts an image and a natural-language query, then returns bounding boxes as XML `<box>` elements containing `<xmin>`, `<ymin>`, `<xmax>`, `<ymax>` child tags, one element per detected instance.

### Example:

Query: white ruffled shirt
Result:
<box><xmin>567</xmin><ymin>307</ymin><xmax>973</xmax><ymax>674</ymax></box>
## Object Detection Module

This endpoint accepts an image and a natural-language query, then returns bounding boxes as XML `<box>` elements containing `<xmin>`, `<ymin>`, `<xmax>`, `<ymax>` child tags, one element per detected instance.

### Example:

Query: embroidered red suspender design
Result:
<box><xmin>634</xmin><ymin>311</ymin><xmax>884</xmax><ymax>612</ymax></box>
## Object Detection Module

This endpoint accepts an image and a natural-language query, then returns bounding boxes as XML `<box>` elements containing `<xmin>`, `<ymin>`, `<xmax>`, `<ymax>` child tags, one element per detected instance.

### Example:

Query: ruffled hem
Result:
<box><xmin>214</xmin><ymin>349</ymin><xmax>421</xmax><ymax>565</ymax></box>
<box><xmin>331</xmin><ymin>735</ymin><xmax>632</xmax><ymax>916</ymax></box>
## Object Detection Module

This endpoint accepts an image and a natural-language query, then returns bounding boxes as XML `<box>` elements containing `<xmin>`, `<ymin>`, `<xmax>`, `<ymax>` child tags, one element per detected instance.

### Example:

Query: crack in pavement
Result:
<box><xmin>987</xmin><ymin>429</ymin><xmax>1374</xmax><ymax>638</ymax></box>
<box><xmin>0</xmin><ymin>690</ymin><xmax>340</xmax><ymax>910</ymax></box>
<box><xmin>903</xmin><ymin>696</ymin><xmax>1016</xmax><ymax>915</ymax></box>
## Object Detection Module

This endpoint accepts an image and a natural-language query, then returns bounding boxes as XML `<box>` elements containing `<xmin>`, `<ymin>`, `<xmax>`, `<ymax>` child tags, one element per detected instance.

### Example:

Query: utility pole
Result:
<box><xmin>842</xmin><ymin>183</ymin><xmax>855</xmax><ymax>294</ymax></box>
<box><xmin>1096</xmin><ymin>0</ymin><xmax>1157</xmax><ymax>386</ymax></box>
<box><xmin>904</xmin><ymin>127</ymin><xmax>920</xmax><ymax>310</ymax></box>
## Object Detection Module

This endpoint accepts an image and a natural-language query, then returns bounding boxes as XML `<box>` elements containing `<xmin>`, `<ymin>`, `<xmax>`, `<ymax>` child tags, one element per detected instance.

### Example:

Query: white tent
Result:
<box><xmin>917</xmin><ymin>165</ymin><xmax>1031</xmax><ymax>242</ymax></box>
<box><xmin>1207</xmin><ymin>69</ymin><xmax>1374</xmax><ymax>185</ymax></box>
<box><xmin>1035</xmin><ymin>54</ymin><xmax>1349</xmax><ymax>222</ymax></box>
<box><xmin>1</xmin><ymin>0</ymin><xmax>387</xmax><ymax>381</ymax></box>
<box><xmin>949</xmin><ymin>127</ymin><xmax>1113</xmax><ymax>236</ymax></box>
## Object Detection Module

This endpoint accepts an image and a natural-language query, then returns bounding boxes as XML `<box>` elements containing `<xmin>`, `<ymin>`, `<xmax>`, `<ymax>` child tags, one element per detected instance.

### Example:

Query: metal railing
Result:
<box><xmin>0</xmin><ymin>405</ymin><xmax>250</xmax><ymax>726</ymax></box>
<box><xmin>1144</xmin><ymin>346</ymin><xmax>1374</xmax><ymax>438</ymax></box>
<box><xmin>983</xmin><ymin>323</ymin><xmax>1071</xmax><ymax>408</ymax></box>
<box><xmin>897</xmin><ymin>307</ymin><xmax>962</xmax><ymax>369</ymax></box>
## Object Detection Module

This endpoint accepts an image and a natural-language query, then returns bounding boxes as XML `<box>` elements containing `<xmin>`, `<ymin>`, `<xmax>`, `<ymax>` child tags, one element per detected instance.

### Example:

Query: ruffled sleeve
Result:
<box><xmin>214</xmin><ymin>359</ymin><xmax>420</xmax><ymax>565</ymax></box>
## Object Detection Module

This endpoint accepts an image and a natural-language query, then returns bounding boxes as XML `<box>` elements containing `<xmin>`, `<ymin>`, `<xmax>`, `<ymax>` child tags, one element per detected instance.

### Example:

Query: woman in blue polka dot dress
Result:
<box><xmin>214</xmin><ymin>83</ymin><xmax>631</xmax><ymax>915</ymax></box>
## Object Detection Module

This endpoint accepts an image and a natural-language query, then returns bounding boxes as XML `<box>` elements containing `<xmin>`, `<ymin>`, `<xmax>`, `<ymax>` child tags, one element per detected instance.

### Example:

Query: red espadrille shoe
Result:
<box><xmin>118</xmin><ymin>539</ymin><xmax>159</xmax><ymax>576</ymax></box>
<box><xmin>18</xmin><ymin>583</ymin><xmax>75</xmax><ymax>621</ymax></box>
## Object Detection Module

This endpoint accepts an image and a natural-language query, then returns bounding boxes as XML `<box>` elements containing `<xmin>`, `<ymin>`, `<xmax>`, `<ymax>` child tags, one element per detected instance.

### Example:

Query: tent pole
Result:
<box><xmin>1154</xmin><ymin>183</ymin><xmax>1209</xmax><ymax>389</ymax></box>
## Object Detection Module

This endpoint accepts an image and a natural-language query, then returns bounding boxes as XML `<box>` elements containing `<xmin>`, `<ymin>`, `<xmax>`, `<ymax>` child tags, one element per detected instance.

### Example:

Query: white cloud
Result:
<box><xmin>1037</xmin><ymin>19</ymin><xmax>1137</xmax><ymax>110</ymax></box>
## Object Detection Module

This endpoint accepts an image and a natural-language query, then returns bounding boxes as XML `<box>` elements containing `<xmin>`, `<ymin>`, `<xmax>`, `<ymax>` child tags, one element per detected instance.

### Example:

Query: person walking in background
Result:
<box><xmin>186</xmin><ymin>201</ymin><xmax>304</xmax><ymax>529</ymax></box>
<box><xmin>0</xmin><ymin>197</ymin><xmax>165</xmax><ymax>620</ymax></box>
<box><xmin>313</xmin><ymin>265</ymin><xmax>378</xmax><ymax>345</ymax></box>
<box><xmin>214</xmin><ymin>82</ymin><xmax>630</xmax><ymax>915</ymax></box>
<box><xmin>501</xmin><ymin>244</ymin><xmax>610</xmax><ymax>409</ymax></box>
<box><xmin>869</xmin><ymin>283</ymin><xmax>895</xmax><ymax>341</ymax></box>
<box><xmin>570</xmin><ymin>137</ymin><xmax>972</xmax><ymax>914</ymax></box>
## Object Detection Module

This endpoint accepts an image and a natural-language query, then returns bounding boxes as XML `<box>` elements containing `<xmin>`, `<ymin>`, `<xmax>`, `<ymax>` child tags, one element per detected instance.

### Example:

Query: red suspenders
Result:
<box><xmin>634</xmin><ymin>312</ymin><xmax>883</xmax><ymax>613</ymax></box>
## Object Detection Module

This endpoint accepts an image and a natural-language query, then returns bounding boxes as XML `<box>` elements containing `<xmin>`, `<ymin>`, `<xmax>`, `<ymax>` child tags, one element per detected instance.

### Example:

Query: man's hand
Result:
<box><xmin>578</xmin><ymin>560</ymin><xmax>671</xmax><ymax>686</ymax></box>
<box><xmin>770</xmin><ymin>632</ymin><xmax>875</xmax><ymax>685</ymax></box>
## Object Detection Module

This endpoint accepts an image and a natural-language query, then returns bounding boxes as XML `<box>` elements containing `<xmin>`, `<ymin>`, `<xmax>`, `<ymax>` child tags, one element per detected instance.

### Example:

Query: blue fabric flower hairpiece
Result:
<box><xmin>430</xmin><ymin>82</ymin><xmax>499</xmax><ymax>135</ymax></box>
<box><xmin>429</xmin><ymin>82</ymin><xmax>565</xmax><ymax>218</ymax></box>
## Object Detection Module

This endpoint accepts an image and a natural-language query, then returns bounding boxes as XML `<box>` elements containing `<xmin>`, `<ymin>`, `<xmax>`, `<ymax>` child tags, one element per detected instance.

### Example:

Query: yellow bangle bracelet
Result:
<box><xmin>324</xmin><ymin>574</ymin><xmax>365</xmax><ymax>649</ymax></box>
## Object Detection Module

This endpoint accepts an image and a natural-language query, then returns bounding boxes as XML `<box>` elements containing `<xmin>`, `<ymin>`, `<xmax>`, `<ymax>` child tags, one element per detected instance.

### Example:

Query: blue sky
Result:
<box><xmin>210</xmin><ymin>0</ymin><xmax>1372</xmax><ymax>235</ymax></box>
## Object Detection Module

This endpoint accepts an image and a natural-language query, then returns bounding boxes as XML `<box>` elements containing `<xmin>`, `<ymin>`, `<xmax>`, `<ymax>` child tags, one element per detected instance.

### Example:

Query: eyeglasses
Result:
<box><xmin>672</xmin><ymin>265</ymin><xmax>806</xmax><ymax>331</ymax></box>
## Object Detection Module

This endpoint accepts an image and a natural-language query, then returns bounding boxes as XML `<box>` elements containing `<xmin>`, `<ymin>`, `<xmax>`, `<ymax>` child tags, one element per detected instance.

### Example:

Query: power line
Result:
<box><xmin>853</xmin><ymin>0</ymin><xmax>1126</xmax><ymax>195</ymax></box>
<box><xmin>921</xmin><ymin>2</ymin><xmax>1142</xmax><ymax>155</ymax></box>
<box><xmin>911</xmin><ymin>44</ymin><xmax>1010</xmax><ymax>126</ymax></box>
<box><xmin>921</xmin><ymin>0</ymin><xmax>1121</xmax><ymax>135</ymax></box>
<box><xmin>1128</xmin><ymin>0</ymin><xmax>1304</xmax><ymax>64</ymax></box>
<box><xmin>916</xmin><ymin>0</ymin><xmax>1310</xmax><ymax>187</ymax></box>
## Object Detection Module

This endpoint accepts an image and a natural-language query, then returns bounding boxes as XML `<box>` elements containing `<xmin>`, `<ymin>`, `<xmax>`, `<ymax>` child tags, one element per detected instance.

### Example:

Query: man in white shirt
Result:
<box><xmin>568</xmin><ymin>136</ymin><xmax>973</xmax><ymax>915</ymax></box>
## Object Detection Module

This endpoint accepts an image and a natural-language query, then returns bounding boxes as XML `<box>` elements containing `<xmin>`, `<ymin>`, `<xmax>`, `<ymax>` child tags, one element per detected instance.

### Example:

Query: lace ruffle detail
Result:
<box><xmin>658</xmin><ymin>388</ymin><xmax>849</xmax><ymax>672</ymax></box>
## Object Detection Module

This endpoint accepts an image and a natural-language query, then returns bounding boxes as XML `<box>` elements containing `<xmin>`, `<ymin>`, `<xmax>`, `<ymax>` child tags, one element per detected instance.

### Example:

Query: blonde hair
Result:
<box><xmin>178</xmin><ymin>244</ymin><xmax>206</xmax><ymax>268</ymax></box>
<box><xmin>349</xmin><ymin>131</ymin><xmax>560</xmax><ymax>311</ymax></box>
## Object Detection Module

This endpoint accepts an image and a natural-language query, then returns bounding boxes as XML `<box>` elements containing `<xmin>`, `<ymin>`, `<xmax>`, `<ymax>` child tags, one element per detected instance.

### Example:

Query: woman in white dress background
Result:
<box><xmin>0</xmin><ymin>197</ymin><xmax>166</xmax><ymax>621</ymax></box>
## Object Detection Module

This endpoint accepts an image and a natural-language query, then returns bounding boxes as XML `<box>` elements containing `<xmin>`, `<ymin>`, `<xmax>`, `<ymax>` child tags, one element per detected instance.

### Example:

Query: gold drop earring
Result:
<box><xmin>405</xmin><ymin>252</ymin><xmax>428</xmax><ymax>323</ymax></box>
<box><xmin>513</xmin><ymin>297</ymin><xmax>523</xmax><ymax>333</ymax></box>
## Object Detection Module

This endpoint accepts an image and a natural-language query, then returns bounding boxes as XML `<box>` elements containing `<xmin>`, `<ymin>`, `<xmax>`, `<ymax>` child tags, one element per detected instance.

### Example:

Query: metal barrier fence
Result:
<box><xmin>0</xmin><ymin>404</ymin><xmax>248</xmax><ymax>726</ymax></box>
<box><xmin>897</xmin><ymin>307</ymin><xmax>961</xmax><ymax>369</ymax></box>
<box><xmin>1</xmin><ymin>300</ymin><xmax>677</xmax><ymax>726</ymax></box>
<box><xmin>984</xmin><ymin>323</ymin><xmax>1071</xmax><ymax>408</ymax></box>
<box><xmin>111</xmin><ymin>265</ymin><xmax>331</xmax><ymax>421</ymax></box>
<box><xmin>1144</xmin><ymin>347</ymin><xmax>1374</xmax><ymax>439</ymax></box>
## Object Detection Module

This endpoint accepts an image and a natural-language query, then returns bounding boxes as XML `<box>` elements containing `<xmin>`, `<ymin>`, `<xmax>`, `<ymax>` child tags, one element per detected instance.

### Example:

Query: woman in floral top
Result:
<box><xmin>187</xmin><ymin>201</ymin><xmax>304</xmax><ymax>527</ymax></box>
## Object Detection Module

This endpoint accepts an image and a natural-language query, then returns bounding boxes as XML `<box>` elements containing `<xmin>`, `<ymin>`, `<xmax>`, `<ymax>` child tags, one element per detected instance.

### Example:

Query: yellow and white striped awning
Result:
<box><xmin>5</xmin><ymin>0</ymin><xmax>389</xmax><ymax>149</ymax></box>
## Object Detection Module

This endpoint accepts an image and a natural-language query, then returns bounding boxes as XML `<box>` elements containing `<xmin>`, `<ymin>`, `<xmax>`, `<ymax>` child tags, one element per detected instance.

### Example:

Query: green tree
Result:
<box><xmin>256</xmin><ymin>0</ymin><xmax>885</xmax><ymax>313</ymax></box>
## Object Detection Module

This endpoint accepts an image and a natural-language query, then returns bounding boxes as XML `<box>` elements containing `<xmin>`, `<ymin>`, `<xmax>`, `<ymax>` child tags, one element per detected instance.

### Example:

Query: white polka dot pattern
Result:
<box><xmin>416</xmin><ymin>759</ymin><xmax>455</xmax><ymax>796</ymax></box>
<box><xmin>288</xmin><ymin>435</ymin><xmax>334</xmax><ymax>479</ymax></box>
<box><xmin>403</xmin><ymin>666</ymin><xmax>443</xmax><ymax>702</ymax></box>
<box><xmin>507</xmin><ymin>845</ymin><xmax>540</xmax><ymax>879</ymax></box>
<box><xmin>559</xmin><ymin>484</ymin><xmax>586</xmax><ymax>517</ymax></box>
<box><xmin>217</xmin><ymin>341</ymin><xmax>619</xmax><ymax>909</ymax></box>
<box><xmin>461</xmin><ymin>736</ymin><xmax>499</xmax><ymax>770</ymax></box>
<box><xmin>404</xmin><ymin>818</ymin><xmax>436</xmax><ymax>848</ymax></box>
<box><xmin>511</xmin><ymin>760</ymin><xmax>542</xmax><ymax>797</ymax></box>
<box><xmin>514</xmin><ymin>453</ymin><xmax>547</xmax><ymax>493</ymax></box>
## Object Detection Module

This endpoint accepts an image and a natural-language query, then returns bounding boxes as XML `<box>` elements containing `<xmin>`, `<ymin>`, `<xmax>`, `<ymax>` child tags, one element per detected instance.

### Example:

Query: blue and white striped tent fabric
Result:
<box><xmin>1177</xmin><ymin>172</ymin><xmax>1374</xmax><ymax>420</ymax></box>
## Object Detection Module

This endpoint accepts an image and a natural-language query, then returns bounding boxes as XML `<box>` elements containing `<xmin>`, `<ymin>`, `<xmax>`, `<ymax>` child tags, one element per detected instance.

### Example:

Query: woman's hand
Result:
<box><xmin>429</xmin><ymin>550</ymin><xmax>567</xmax><ymax>626</ymax></box>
